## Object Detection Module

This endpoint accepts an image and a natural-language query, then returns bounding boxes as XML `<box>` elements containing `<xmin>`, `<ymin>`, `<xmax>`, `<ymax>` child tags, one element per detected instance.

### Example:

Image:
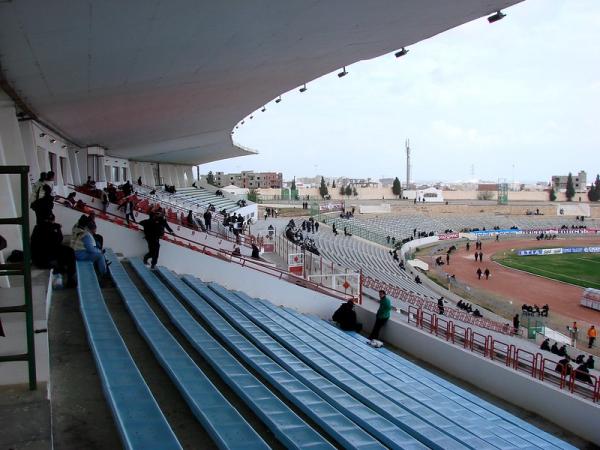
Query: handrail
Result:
<box><xmin>70</xmin><ymin>184</ymin><xmax>257</xmax><ymax>249</ymax></box>
<box><xmin>407</xmin><ymin>306</ymin><xmax>597</xmax><ymax>403</ymax></box>
<box><xmin>56</xmin><ymin>199</ymin><xmax>355</xmax><ymax>303</ymax></box>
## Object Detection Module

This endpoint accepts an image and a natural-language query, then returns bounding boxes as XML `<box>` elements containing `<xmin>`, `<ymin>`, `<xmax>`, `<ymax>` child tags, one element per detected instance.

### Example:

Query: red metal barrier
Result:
<box><xmin>470</xmin><ymin>331</ymin><xmax>490</xmax><ymax>357</ymax></box>
<box><xmin>513</xmin><ymin>348</ymin><xmax>540</xmax><ymax>377</ymax></box>
<box><xmin>490</xmin><ymin>339</ymin><xmax>514</xmax><ymax>366</ymax></box>
<box><xmin>408</xmin><ymin>306</ymin><xmax>421</xmax><ymax>327</ymax></box>
<box><xmin>568</xmin><ymin>370</ymin><xmax>598</xmax><ymax>402</ymax></box>
<box><xmin>539</xmin><ymin>358</ymin><xmax>568</xmax><ymax>389</ymax></box>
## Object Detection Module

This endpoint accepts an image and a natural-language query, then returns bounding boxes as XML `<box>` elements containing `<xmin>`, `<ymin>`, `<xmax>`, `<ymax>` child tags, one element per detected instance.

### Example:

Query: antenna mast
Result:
<box><xmin>405</xmin><ymin>138</ymin><xmax>411</xmax><ymax>189</ymax></box>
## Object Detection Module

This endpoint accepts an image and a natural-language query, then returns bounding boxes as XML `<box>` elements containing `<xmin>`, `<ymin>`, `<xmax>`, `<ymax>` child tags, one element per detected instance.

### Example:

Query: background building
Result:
<box><xmin>214</xmin><ymin>170</ymin><xmax>283</xmax><ymax>189</ymax></box>
<box><xmin>552</xmin><ymin>171</ymin><xmax>587</xmax><ymax>193</ymax></box>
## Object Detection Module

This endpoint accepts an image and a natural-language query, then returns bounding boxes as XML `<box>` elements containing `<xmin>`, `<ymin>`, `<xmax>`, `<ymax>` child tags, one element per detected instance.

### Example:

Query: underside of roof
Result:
<box><xmin>0</xmin><ymin>0</ymin><xmax>522</xmax><ymax>165</ymax></box>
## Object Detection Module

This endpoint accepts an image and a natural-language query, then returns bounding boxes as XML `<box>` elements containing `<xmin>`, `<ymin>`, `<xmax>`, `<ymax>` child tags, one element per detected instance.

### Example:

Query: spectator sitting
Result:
<box><xmin>251</xmin><ymin>244</ymin><xmax>260</xmax><ymax>259</ymax></box>
<box><xmin>332</xmin><ymin>300</ymin><xmax>362</xmax><ymax>332</ymax></box>
<box><xmin>75</xmin><ymin>199</ymin><xmax>87</xmax><ymax>211</ymax></box>
<box><xmin>30</xmin><ymin>214</ymin><xmax>76</xmax><ymax>287</ymax></box>
<box><xmin>557</xmin><ymin>345</ymin><xmax>568</xmax><ymax>357</ymax></box>
<box><xmin>540</xmin><ymin>338</ymin><xmax>551</xmax><ymax>351</ymax></box>
<box><xmin>472</xmin><ymin>309</ymin><xmax>482</xmax><ymax>318</ymax></box>
<box><xmin>64</xmin><ymin>192</ymin><xmax>77</xmax><ymax>207</ymax></box>
<box><xmin>550</xmin><ymin>342</ymin><xmax>560</xmax><ymax>355</ymax></box>
<box><xmin>575</xmin><ymin>364</ymin><xmax>593</xmax><ymax>384</ymax></box>
<box><xmin>575</xmin><ymin>354</ymin><xmax>586</xmax><ymax>364</ymax></box>
<box><xmin>555</xmin><ymin>356</ymin><xmax>572</xmax><ymax>376</ymax></box>
<box><xmin>232</xmin><ymin>246</ymin><xmax>241</xmax><ymax>256</ymax></box>
<box><xmin>70</xmin><ymin>216</ymin><xmax>107</xmax><ymax>276</ymax></box>
<box><xmin>414</xmin><ymin>275</ymin><xmax>422</xmax><ymax>284</ymax></box>
<box><xmin>586</xmin><ymin>355</ymin><xmax>595</xmax><ymax>370</ymax></box>
<box><xmin>187</xmin><ymin>210</ymin><xmax>200</xmax><ymax>230</ymax></box>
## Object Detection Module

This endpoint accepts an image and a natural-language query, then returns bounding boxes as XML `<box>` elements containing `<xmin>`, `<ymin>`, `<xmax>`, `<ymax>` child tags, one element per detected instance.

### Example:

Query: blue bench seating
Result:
<box><xmin>76</xmin><ymin>261</ymin><xmax>182</xmax><ymax>450</ymax></box>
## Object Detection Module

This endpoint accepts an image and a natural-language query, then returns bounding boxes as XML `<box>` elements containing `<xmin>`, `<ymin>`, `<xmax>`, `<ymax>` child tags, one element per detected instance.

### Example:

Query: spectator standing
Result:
<box><xmin>446</xmin><ymin>253</ymin><xmax>450</xmax><ymax>265</ymax></box>
<box><xmin>203</xmin><ymin>209</ymin><xmax>212</xmax><ymax>231</ymax></box>
<box><xmin>474</xmin><ymin>251</ymin><xmax>478</xmax><ymax>262</ymax></box>
<box><xmin>31</xmin><ymin>214</ymin><xmax>76</xmax><ymax>287</ymax></box>
<box><xmin>484</xmin><ymin>268</ymin><xmax>490</xmax><ymax>279</ymax></box>
<box><xmin>315</xmin><ymin>222</ymin><xmax>319</xmax><ymax>232</ymax></box>
<box><xmin>513</xmin><ymin>314</ymin><xmax>520</xmax><ymax>334</ymax></box>
<box><xmin>437</xmin><ymin>297</ymin><xmax>445</xmax><ymax>315</ymax></box>
<box><xmin>30</xmin><ymin>172</ymin><xmax>47</xmax><ymax>204</ymax></box>
<box><xmin>476</xmin><ymin>268</ymin><xmax>482</xmax><ymax>279</ymax></box>
<box><xmin>369</xmin><ymin>290</ymin><xmax>392</xmax><ymax>341</ymax></box>
<box><xmin>479</xmin><ymin>251</ymin><xmax>483</xmax><ymax>261</ymax></box>
<box><xmin>588</xmin><ymin>325</ymin><xmax>597</xmax><ymax>349</ymax></box>
<box><xmin>101</xmin><ymin>189</ymin><xmax>109</xmax><ymax>213</ymax></box>
<box><xmin>466</xmin><ymin>241</ymin><xmax>470</xmax><ymax>252</ymax></box>
<box><xmin>140</xmin><ymin>212</ymin><xmax>174</xmax><ymax>269</ymax></box>
<box><xmin>124</xmin><ymin>200</ymin><xmax>136</xmax><ymax>224</ymax></box>
<box><xmin>31</xmin><ymin>184</ymin><xmax>54</xmax><ymax>224</ymax></box>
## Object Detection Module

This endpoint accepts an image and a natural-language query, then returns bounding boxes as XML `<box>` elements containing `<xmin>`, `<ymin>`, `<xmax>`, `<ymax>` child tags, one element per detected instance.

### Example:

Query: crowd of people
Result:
<box><xmin>284</xmin><ymin>219</ymin><xmax>320</xmax><ymax>255</ymax></box>
<box><xmin>521</xmin><ymin>303</ymin><xmax>549</xmax><ymax>317</ymax></box>
<box><xmin>539</xmin><ymin>338</ymin><xmax>596</xmax><ymax>384</ymax></box>
<box><xmin>456</xmin><ymin>300</ymin><xmax>482</xmax><ymax>317</ymax></box>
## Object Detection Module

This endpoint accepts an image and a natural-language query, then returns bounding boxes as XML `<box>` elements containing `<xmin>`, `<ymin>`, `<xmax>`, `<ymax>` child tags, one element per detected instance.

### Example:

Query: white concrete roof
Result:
<box><xmin>0</xmin><ymin>1</ymin><xmax>522</xmax><ymax>165</ymax></box>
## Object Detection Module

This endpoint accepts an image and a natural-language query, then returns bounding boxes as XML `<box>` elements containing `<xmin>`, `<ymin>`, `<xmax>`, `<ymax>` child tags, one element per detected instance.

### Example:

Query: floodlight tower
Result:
<box><xmin>405</xmin><ymin>138</ymin><xmax>411</xmax><ymax>189</ymax></box>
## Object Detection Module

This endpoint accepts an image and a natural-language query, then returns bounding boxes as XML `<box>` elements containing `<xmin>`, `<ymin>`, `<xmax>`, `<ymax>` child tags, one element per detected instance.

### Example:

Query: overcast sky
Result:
<box><xmin>201</xmin><ymin>0</ymin><xmax>599</xmax><ymax>184</ymax></box>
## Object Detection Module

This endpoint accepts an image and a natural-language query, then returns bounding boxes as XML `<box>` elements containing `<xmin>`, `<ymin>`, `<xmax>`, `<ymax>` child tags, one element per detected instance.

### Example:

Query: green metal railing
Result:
<box><xmin>0</xmin><ymin>165</ymin><xmax>36</xmax><ymax>390</ymax></box>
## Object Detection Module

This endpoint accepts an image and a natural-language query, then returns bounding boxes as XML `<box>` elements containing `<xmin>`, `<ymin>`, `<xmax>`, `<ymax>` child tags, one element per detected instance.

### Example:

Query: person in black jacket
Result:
<box><xmin>31</xmin><ymin>214</ymin><xmax>75</xmax><ymax>286</ymax></box>
<box><xmin>332</xmin><ymin>300</ymin><xmax>362</xmax><ymax>332</ymax></box>
<box><xmin>30</xmin><ymin>184</ymin><xmax>54</xmax><ymax>224</ymax></box>
<box><xmin>140</xmin><ymin>212</ymin><xmax>174</xmax><ymax>269</ymax></box>
<box><xmin>203</xmin><ymin>209</ymin><xmax>212</xmax><ymax>231</ymax></box>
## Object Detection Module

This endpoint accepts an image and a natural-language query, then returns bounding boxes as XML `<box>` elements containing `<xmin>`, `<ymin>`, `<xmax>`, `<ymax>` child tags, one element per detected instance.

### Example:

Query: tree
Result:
<box><xmin>392</xmin><ymin>177</ymin><xmax>402</xmax><ymax>198</ymax></box>
<box><xmin>206</xmin><ymin>171</ymin><xmax>216</xmax><ymax>186</ymax></box>
<box><xmin>549</xmin><ymin>187</ymin><xmax>557</xmax><ymax>202</ymax></box>
<box><xmin>290</xmin><ymin>177</ymin><xmax>296</xmax><ymax>190</ymax></box>
<box><xmin>332</xmin><ymin>179</ymin><xmax>336</xmax><ymax>189</ymax></box>
<box><xmin>352</xmin><ymin>186</ymin><xmax>358</xmax><ymax>197</ymax></box>
<box><xmin>247</xmin><ymin>188</ymin><xmax>259</xmax><ymax>202</ymax></box>
<box><xmin>339</xmin><ymin>185</ymin><xmax>346</xmax><ymax>196</ymax></box>
<box><xmin>345</xmin><ymin>185</ymin><xmax>352</xmax><ymax>197</ymax></box>
<box><xmin>565</xmin><ymin>172</ymin><xmax>575</xmax><ymax>201</ymax></box>
<box><xmin>319</xmin><ymin>176</ymin><xmax>329</xmax><ymax>199</ymax></box>
<box><xmin>588</xmin><ymin>174</ymin><xmax>600</xmax><ymax>202</ymax></box>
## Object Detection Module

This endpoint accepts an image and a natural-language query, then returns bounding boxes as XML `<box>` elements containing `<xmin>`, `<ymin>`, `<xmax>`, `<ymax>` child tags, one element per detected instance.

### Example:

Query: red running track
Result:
<box><xmin>429</xmin><ymin>238</ymin><xmax>600</xmax><ymax>325</ymax></box>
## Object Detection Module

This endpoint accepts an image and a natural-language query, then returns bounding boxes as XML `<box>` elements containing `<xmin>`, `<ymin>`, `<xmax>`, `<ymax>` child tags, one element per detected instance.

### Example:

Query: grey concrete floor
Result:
<box><xmin>0</xmin><ymin>382</ymin><xmax>51</xmax><ymax>450</ymax></box>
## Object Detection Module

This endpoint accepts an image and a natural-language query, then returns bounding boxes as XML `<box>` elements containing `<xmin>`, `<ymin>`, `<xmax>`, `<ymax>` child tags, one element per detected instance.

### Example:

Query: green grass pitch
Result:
<box><xmin>494</xmin><ymin>250</ymin><xmax>600</xmax><ymax>289</ymax></box>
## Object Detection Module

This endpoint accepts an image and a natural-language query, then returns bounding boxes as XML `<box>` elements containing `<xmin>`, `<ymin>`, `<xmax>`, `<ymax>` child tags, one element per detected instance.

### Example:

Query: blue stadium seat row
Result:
<box><xmin>181</xmin><ymin>275</ymin><xmax>439</xmax><ymax>450</ymax></box>
<box><xmin>230</xmin><ymin>294</ymin><xmax>518</xmax><ymax>447</ymax></box>
<box><xmin>248</xmin><ymin>297</ymin><xmax>572</xmax><ymax>450</ymax></box>
<box><xmin>278</xmin><ymin>305</ymin><xmax>575</xmax><ymax>449</ymax></box>
<box><xmin>206</xmin><ymin>283</ymin><xmax>488</xmax><ymax>450</ymax></box>
<box><xmin>344</xmin><ymin>331</ymin><xmax>576</xmax><ymax>450</ymax></box>
<box><xmin>127</xmin><ymin>258</ymin><xmax>335</xmax><ymax>450</ymax></box>
<box><xmin>104</xmin><ymin>250</ymin><xmax>269</xmax><ymax>450</ymax></box>
<box><xmin>75</xmin><ymin>261</ymin><xmax>182</xmax><ymax>450</ymax></box>
<box><xmin>154</xmin><ymin>265</ymin><xmax>392</xmax><ymax>450</ymax></box>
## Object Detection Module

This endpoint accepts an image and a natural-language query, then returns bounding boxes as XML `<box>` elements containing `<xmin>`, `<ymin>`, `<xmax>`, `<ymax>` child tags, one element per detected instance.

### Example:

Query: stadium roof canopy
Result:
<box><xmin>0</xmin><ymin>0</ymin><xmax>522</xmax><ymax>165</ymax></box>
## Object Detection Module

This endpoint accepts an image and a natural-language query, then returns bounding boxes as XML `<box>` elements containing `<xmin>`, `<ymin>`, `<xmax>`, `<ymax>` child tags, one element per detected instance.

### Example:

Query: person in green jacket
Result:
<box><xmin>369</xmin><ymin>290</ymin><xmax>392</xmax><ymax>341</ymax></box>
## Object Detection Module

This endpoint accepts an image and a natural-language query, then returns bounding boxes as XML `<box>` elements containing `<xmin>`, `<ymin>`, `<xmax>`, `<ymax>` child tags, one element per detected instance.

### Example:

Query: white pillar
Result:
<box><xmin>0</xmin><ymin>90</ymin><xmax>27</xmax><ymax>252</ymax></box>
<box><xmin>68</xmin><ymin>148</ymin><xmax>81</xmax><ymax>185</ymax></box>
<box><xmin>18</xmin><ymin>121</ymin><xmax>40</xmax><ymax>184</ymax></box>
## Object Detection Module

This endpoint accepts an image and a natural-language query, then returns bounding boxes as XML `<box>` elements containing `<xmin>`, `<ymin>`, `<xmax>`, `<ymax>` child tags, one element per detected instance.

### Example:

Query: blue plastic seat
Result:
<box><xmin>76</xmin><ymin>261</ymin><xmax>181</xmax><ymax>450</ymax></box>
<box><xmin>104</xmin><ymin>250</ymin><xmax>269</xmax><ymax>450</ymax></box>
